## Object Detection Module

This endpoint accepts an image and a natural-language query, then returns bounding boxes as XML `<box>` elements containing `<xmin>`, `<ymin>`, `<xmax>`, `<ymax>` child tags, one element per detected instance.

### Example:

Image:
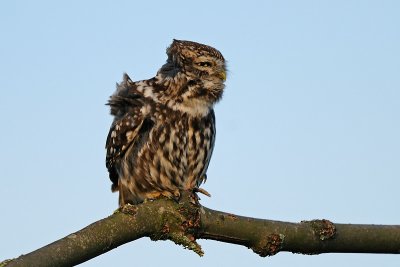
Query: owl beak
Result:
<box><xmin>218</xmin><ymin>70</ymin><xmax>226</xmax><ymax>81</ymax></box>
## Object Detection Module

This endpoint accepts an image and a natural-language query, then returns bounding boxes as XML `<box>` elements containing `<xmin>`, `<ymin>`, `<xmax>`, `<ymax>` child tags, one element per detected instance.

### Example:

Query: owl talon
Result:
<box><xmin>194</xmin><ymin>188</ymin><xmax>211</xmax><ymax>197</ymax></box>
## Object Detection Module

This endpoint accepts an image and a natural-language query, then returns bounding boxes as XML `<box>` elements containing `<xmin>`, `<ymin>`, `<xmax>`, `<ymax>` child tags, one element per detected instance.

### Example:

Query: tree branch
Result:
<box><xmin>200</xmin><ymin>207</ymin><xmax>400</xmax><ymax>255</ymax></box>
<box><xmin>2</xmin><ymin>197</ymin><xmax>400</xmax><ymax>267</ymax></box>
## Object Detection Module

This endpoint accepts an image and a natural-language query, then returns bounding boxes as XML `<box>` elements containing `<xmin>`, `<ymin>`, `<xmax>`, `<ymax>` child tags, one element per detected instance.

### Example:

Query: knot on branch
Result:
<box><xmin>251</xmin><ymin>233</ymin><xmax>285</xmax><ymax>257</ymax></box>
<box><xmin>303</xmin><ymin>219</ymin><xmax>336</xmax><ymax>240</ymax></box>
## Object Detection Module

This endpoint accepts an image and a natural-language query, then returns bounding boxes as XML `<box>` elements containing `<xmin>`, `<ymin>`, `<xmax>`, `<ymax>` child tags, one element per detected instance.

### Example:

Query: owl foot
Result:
<box><xmin>143</xmin><ymin>190</ymin><xmax>181</xmax><ymax>203</ymax></box>
<box><xmin>180</xmin><ymin>189</ymin><xmax>209</xmax><ymax>205</ymax></box>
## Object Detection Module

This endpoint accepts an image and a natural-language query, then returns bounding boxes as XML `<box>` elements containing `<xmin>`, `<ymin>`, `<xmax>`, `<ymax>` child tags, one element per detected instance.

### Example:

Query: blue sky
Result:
<box><xmin>1</xmin><ymin>1</ymin><xmax>399</xmax><ymax>266</ymax></box>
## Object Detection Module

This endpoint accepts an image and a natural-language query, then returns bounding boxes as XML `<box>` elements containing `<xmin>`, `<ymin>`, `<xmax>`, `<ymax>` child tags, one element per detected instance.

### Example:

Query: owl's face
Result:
<box><xmin>162</xmin><ymin>39</ymin><xmax>226</xmax><ymax>108</ymax></box>
<box><xmin>167</xmin><ymin>39</ymin><xmax>226</xmax><ymax>83</ymax></box>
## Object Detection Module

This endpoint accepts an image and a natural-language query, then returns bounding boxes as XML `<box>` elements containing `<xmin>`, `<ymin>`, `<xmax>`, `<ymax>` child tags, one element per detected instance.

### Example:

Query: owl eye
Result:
<box><xmin>197</xmin><ymin>61</ymin><xmax>212</xmax><ymax>67</ymax></box>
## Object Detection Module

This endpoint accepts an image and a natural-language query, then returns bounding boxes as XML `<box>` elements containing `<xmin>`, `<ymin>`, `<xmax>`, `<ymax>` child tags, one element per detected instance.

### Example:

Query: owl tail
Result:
<box><xmin>111</xmin><ymin>182</ymin><xmax>119</xmax><ymax>192</ymax></box>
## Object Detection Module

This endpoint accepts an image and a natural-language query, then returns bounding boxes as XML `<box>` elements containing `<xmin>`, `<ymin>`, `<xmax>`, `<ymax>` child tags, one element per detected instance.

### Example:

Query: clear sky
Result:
<box><xmin>1</xmin><ymin>1</ymin><xmax>399</xmax><ymax>266</ymax></box>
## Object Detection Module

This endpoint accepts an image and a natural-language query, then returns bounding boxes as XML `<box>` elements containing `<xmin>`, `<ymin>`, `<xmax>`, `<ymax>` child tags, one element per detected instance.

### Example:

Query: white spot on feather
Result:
<box><xmin>126</xmin><ymin>131</ymin><xmax>135</xmax><ymax>141</ymax></box>
<box><xmin>143</xmin><ymin>87</ymin><xmax>155</xmax><ymax>99</ymax></box>
<box><xmin>159</xmin><ymin>132</ymin><xmax>165</xmax><ymax>143</ymax></box>
<box><xmin>140</xmin><ymin>104</ymin><xmax>151</xmax><ymax>115</ymax></box>
<box><xmin>136</xmin><ymin>81</ymin><xmax>146</xmax><ymax>92</ymax></box>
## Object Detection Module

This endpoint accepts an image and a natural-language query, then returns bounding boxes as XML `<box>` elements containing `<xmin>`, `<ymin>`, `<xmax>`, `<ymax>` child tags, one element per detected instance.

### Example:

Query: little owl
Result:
<box><xmin>105</xmin><ymin>39</ymin><xmax>226</xmax><ymax>206</ymax></box>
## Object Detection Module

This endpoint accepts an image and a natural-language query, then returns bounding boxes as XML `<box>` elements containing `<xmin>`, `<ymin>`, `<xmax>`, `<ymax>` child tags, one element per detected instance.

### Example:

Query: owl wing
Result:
<box><xmin>105</xmin><ymin>111</ymin><xmax>146</xmax><ymax>189</ymax></box>
<box><xmin>196</xmin><ymin>109</ymin><xmax>216</xmax><ymax>187</ymax></box>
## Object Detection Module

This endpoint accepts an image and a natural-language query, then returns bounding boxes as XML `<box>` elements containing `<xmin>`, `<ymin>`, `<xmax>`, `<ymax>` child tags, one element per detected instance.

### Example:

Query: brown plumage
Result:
<box><xmin>106</xmin><ymin>39</ymin><xmax>226</xmax><ymax>206</ymax></box>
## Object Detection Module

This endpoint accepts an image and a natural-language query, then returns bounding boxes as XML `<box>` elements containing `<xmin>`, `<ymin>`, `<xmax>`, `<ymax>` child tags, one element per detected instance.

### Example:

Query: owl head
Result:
<box><xmin>158</xmin><ymin>40</ymin><xmax>226</xmax><ymax>112</ymax></box>
<box><xmin>166</xmin><ymin>39</ymin><xmax>226</xmax><ymax>82</ymax></box>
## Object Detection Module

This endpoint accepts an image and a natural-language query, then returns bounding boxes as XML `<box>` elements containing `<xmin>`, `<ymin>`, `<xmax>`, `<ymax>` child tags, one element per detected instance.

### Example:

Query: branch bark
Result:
<box><xmin>2</xmin><ymin>197</ymin><xmax>400</xmax><ymax>267</ymax></box>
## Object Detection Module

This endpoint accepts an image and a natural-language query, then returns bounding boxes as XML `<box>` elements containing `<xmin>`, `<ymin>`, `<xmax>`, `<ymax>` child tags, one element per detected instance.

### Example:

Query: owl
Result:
<box><xmin>106</xmin><ymin>39</ymin><xmax>226</xmax><ymax>206</ymax></box>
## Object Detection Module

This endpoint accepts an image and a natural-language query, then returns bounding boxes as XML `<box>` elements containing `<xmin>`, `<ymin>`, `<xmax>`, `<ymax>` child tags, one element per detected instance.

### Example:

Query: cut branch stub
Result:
<box><xmin>251</xmin><ymin>233</ymin><xmax>286</xmax><ymax>257</ymax></box>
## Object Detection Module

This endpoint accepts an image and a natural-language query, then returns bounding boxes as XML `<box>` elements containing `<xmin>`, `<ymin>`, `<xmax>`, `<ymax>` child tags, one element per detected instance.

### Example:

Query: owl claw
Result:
<box><xmin>194</xmin><ymin>188</ymin><xmax>211</xmax><ymax>197</ymax></box>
